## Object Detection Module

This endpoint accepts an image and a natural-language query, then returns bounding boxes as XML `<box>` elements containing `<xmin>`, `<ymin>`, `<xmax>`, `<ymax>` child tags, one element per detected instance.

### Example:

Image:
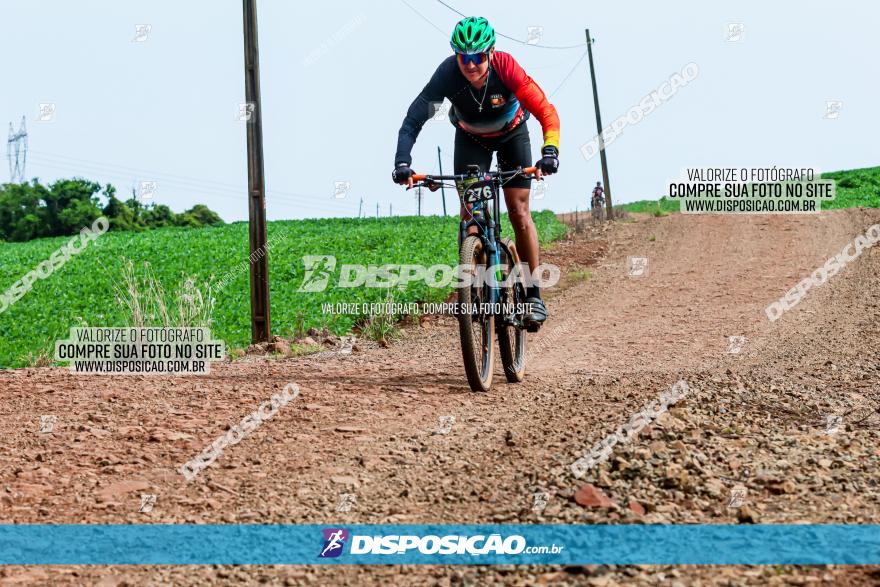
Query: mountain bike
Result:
<box><xmin>410</xmin><ymin>165</ymin><xmax>540</xmax><ymax>392</ymax></box>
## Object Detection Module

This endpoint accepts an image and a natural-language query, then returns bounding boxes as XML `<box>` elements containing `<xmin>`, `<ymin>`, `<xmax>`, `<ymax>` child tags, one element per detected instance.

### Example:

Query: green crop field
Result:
<box><xmin>820</xmin><ymin>166</ymin><xmax>880</xmax><ymax>209</ymax></box>
<box><xmin>0</xmin><ymin>210</ymin><xmax>566</xmax><ymax>369</ymax></box>
<box><xmin>619</xmin><ymin>196</ymin><xmax>679</xmax><ymax>216</ymax></box>
<box><xmin>620</xmin><ymin>166</ymin><xmax>880</xmax><ymax>214</ymax></box>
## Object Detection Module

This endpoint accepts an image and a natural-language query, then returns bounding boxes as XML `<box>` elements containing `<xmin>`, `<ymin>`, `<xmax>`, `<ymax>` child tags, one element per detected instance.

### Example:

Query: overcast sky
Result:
<box><xmin>2</xmin><ymin>1</ymin><xmax>877</xmax><ymax>222</ymax></box>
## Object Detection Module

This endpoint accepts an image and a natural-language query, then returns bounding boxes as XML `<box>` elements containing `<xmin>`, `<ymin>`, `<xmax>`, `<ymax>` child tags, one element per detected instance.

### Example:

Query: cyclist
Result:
<box><xmin>391</xmin><ymin>16</ymin><xmax>560</xmax><ymax>328</ymax></box>
<box><xmin>591</xmin><ymin>181</ymin><xmax>604</xmax><ymax>207</ymax></box>
<box><xmin>591</xmin><ymin>181</ymin><xmax>604</xmax><ymax>221</ymax></box>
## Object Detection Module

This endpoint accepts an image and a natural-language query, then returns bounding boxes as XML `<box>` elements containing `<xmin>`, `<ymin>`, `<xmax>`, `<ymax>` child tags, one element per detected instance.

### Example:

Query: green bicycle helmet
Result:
<box><xmin>450</xmin><ymin>16</ymin><xmax>496</xmax><ymax>54</ymax></box>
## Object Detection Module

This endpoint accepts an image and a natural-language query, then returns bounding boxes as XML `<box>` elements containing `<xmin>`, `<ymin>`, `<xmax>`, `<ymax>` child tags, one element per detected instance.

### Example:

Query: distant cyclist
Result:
<box><xmin>391</xmin><ymin>16</ymin><xmax>560</xmax><ymax>328</ymax></box>
<box><xmin>592</xmin><ymin>182</ymin><xmax>604</xmax><ymax>207</ymax></box>
<box><xmin>591</xmin><ymin>181</ymin><xmax>604</xmax><ymax>222</ymax></box>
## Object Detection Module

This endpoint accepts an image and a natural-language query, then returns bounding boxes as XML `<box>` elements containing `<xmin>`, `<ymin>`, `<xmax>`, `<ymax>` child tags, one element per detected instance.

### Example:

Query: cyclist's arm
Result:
<box><xmin>394</xmin><ymin>59</ymin><xmax>453</xmax><ymax>166</ymax></box>
<box><xmin>492</xmin><ymin>51</ymin><xmax>560</xmax><ymax>152</ymax></box>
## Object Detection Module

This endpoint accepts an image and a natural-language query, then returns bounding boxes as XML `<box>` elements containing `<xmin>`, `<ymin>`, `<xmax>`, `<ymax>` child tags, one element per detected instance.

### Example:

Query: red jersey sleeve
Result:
<box><xmin>492</xmin><ymin>51</ymin><xmax>560</xmax><ymax>152</ymax></box>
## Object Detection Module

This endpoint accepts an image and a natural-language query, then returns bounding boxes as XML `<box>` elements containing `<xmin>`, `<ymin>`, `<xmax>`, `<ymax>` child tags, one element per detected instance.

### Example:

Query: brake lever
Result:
<box><xmin>407</xmin><ymin>179</ymin><xmax>437</xmax><ymax>191</ymax></box>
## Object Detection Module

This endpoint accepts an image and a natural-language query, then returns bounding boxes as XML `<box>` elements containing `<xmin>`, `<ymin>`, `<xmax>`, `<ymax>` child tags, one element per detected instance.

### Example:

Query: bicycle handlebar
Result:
<box><xmin>412</xmin><ymin>166</ymin><xmax>538</xmax><ymax>183</ymax></box>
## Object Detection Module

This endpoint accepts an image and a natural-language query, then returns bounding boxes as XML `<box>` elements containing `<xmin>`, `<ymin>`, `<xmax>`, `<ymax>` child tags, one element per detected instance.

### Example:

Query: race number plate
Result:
<box><xmin>456</xmin><ymin>177</ymin><xmax>497</xmax><ymax>203</ymax></box>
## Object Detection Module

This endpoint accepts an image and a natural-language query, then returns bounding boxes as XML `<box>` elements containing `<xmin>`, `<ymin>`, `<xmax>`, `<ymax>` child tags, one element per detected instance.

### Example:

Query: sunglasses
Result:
<box><xmin>456</xmin><ymin>52</ymin><xmax>489</xmax><ymax>66</ymax></box>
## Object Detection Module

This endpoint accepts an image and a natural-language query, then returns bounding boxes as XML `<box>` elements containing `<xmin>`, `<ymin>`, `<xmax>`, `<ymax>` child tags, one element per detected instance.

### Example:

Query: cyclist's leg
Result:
<box><xmin>454</xmin><ymin>129</ymin><xmax>494</xmax><ymax>234</ymax></box>
<box><xmin>496</xmin><ymin>125</ymin><xmax>547</xmax><ymax>326</ymax></box>
<box><xmin>496</xmin><ymin>125</ymin><xmax>538</xmax><ymax>274</ymax></box>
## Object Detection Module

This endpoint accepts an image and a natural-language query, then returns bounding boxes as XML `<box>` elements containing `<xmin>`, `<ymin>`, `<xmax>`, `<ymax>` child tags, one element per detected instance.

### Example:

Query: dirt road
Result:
<box><xmin>1</xmin><ymin>209</ymin><xmax>879</xmax><ymax>586</ymax></box>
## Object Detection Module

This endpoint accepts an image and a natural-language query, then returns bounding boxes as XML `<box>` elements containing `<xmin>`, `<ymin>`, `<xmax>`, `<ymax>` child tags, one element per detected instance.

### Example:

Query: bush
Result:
<box><xmin>0</xmin><ymin>178</ymin><xmax>224</xmax><ymax>242</ymax></box>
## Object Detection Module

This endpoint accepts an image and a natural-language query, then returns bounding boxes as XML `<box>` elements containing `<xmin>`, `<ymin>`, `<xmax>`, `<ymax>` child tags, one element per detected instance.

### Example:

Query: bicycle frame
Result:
<box><xmin>460</xmin><ymin>171</ymin><xmax>502</xmax><ymax>304</ymax></box>
<box><xmin>412</xmin><ymin>165</ymin><xmax>537</xmax><ymax>307</ymax></box>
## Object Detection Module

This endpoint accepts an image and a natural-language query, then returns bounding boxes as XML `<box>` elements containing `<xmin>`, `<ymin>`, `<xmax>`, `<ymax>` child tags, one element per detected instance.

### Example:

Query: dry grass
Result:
<box><xmin>113</xmin><ymin>258</ymin><xmax>215</xmax><ymax>328</ymax></box>
<box><xmin>21</xmin><ymin>349</ymin><xmax>53</xmax><ymax>368</ymax></box>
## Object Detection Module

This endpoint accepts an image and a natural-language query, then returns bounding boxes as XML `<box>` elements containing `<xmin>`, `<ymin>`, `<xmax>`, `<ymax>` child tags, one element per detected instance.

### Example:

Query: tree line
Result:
<box><xmin>0</xmin><ymin>178</ymin><xmax>223</xmax><ymax>242</ymax></box>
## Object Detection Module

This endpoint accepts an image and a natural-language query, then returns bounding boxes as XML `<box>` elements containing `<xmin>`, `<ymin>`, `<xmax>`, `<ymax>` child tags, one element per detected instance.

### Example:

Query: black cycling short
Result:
<box><xmin>454</xmin><ymin>123</ymin><xmax>533</xmax><ymax>190</ymax></box>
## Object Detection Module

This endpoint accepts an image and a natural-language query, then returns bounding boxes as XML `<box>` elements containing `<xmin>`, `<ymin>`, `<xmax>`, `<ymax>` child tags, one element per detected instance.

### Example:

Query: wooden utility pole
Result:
<box><xmin>243</xmin><ymin>0</ymin><xmax>270</xmax><ymax>343</ymax></box>
<box><xmin>585</xmin><ymin>29</ymin><xmax>614</xmax><ymax>221</ymax></box>
<box><xmin>376</xmin><ymin>202</ymin><xmax>379</xmax><ymax>218</ymax></box>
<box><xmin>358</xmin><ymin>196</ymin><xmax>363</xmax><ymax>218</ymax></box>
<box><xmin>437</xmin><ymin>146</ymin><xmax>447</xmax><ymax>215</ymax></box>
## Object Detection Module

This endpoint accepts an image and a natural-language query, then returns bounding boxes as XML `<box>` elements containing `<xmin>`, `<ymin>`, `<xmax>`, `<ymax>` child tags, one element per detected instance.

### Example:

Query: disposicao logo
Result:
<box><xmin>319</xmin><ymin>528</ymin><xmax>349</xmax><ymax>558</ymax></box>
<box><xmin>299</xmin><ymin>255</ymin><xmax>336</xmax><ymax>293</ymax></box>
<box><xmin>318</xmin><ymin>529</ymin><xmax>562</xmax><ymax>558</ymax></box>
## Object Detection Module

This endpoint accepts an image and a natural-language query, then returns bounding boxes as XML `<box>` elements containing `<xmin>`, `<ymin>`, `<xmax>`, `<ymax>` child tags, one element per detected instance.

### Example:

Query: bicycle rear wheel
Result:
<box><xmin>497</xmin><ymin>238</ymin><xmax>526</xmax><ymax>382</ymax></box>
<box><xmin>457</xmin><ymin>235</ymin><xmax>494</xmax><ymax>392</ymax></box>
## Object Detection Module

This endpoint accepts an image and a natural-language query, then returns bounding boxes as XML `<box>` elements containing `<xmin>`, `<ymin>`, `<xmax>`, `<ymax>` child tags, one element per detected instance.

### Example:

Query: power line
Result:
<box><xmin>26</xmin><ymin>154</ymin><xmax>356</xmax><ymax>216</ymax></box>
<box><xmin>26</xmin><ymin>156</ymin><xmax>335</xmax><ymax>212</ymax></box>
<box><xmin>29</xmin><ymin>160</ymin><xmax>357</xmax><ymax>219</ymax></box>
<box><xmin>399</xmin><ymin>0</ymin><xmax>448</xmax><ymax>37</ymax></box>
<box><xmin>400</xmin><ymin>0</ymin><xmax>587</xmax><ymax>98</ymax></box>
<box><xmin>434</xmin><ymin>0</ymin><xmax>587</xmax><ymax>50</ymax></box>
<box><xmin>25</xmin><ymin>150</ymin><xmax>355</xmax><ymax>214</ymax></box>
<box><xmin>27</xmin><ymin>149</ymin><xmax>330</xmax><ymax>204</ymax></box>
<box><xmin>549</xmin><ymin>48</ymin><xmax>589</xmax><ymax>97</ymax></box>
<box><xmin>399</xmin><ymin>0</ymin><xmax>589</xmax><ymax>98</ymax></box>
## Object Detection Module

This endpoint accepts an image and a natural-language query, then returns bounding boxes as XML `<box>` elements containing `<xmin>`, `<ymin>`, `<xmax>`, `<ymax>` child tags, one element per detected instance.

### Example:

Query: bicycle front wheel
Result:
<box><xmin>457</xmin><ymin>235</ymin><xmax>494</xmax><ymax>392</ymax></box>
<box><xmin>497</xmin><ymin>238</ymin><xmax>526</xmax><ymax>382</ymax></box>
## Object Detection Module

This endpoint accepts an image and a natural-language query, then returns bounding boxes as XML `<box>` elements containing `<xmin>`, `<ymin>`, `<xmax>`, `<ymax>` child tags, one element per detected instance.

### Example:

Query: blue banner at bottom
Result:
<box><xmin>0</xmin><ymin>524</ymin><xmax>878</xmax><ymax>565</ymax></box>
